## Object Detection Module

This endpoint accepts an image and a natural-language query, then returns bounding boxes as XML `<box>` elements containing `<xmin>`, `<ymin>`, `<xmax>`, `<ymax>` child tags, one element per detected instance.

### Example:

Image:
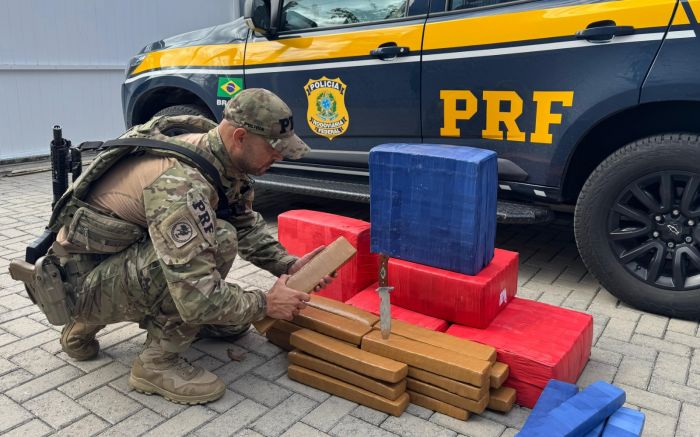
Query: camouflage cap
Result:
<box><xmin>224</xmin><ymin>88</ymin><xmax>310</xmax><ymax>160</ymax></box>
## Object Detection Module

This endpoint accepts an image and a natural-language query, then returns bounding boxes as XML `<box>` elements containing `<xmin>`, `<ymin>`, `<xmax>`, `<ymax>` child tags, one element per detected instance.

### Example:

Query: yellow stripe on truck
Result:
<box><xmin>689</xmin><ymin>0</ymin><xmax>700</xmax><ymax>22</ymax></box>
<box><xmin>244</xmin><ymin>24</ymin><xmax>424</xmax><ymax>66</ymax></box>
<box><xmin>130</xmin><ymin>24</ymin><xmax>423</xmax><ymax>76</ymax></box>
<box><xmin>672</xmin><ymin>3</ymin><xmax>691</xmax><ymax>25</ymax></box>
<box><xmin>131</xmin><ymin>42</ymin><xmax>245</xmax><ymax>76</ymax></box>
<box><xmin>423</xmin><ymin>0</ymin><xmax>677</xmax><ymax>52</ymax></box>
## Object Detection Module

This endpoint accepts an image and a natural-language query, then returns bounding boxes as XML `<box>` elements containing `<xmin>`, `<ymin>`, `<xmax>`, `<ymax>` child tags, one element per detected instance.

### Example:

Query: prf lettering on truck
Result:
<box><xmin>440</xmin><ymin>90</ymin><xmax>574</xmax><ymax>144</ymax></box>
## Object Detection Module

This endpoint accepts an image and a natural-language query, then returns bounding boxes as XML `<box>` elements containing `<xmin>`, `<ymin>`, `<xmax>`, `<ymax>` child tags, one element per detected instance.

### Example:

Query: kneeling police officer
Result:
<box><xmin>34</xmin><ymin>89</ymin><xmax>331</xmax><ymax>404</ymax></box>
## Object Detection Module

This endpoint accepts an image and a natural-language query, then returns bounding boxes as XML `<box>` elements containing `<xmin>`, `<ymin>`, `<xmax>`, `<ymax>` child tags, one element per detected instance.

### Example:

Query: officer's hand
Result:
<box><xmin>265</xmin><ymin>274</ymin><xmax>310</xmax><ymax>321</ymax></box>
<box><xmin>288</xmin><ymin>246</ymin><xmax>337</xmax><ymax>291</ymax></box>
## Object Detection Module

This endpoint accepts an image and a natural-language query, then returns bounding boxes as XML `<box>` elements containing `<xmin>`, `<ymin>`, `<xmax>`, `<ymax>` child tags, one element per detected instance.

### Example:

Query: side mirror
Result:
<box><xmin>244</xmin><ymin>0</ymin><xmax>283</xmax><ymax>38</ymax></box>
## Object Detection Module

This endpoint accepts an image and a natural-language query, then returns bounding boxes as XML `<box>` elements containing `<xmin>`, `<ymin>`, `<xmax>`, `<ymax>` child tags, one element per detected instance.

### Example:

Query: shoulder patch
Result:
<box><xmin>169</xmin><ymin>217</ymin><xmax>197</xmax><ymax>247</ymax></box>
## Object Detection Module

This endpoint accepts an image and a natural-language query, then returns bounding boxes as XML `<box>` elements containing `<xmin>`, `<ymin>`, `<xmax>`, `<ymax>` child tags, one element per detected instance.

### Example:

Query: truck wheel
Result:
<box><xmin>153</xmin><ymin>104</ymin><xmax>214</xmax><ymax>135</ymax></box>
<box><xmin>575</xmin><ymin>134</ymin><xmax>700</xmax><ymax>319</ymax></box>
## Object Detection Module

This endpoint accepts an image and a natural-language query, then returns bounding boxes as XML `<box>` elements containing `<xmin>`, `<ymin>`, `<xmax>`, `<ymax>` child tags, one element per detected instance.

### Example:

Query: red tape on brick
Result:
<box><xmin>278</xmin><ymin>210</ymin><xmax>377</xmax><ymax>302</ymax></box>
<box><xmin>503</xmin><ymin>377</ymin><xmax>543</xmax><ymax>409</ymax></box>
<box><xmin>388</xmin><ymin>249</ymin><xmax>518</xmax><ymax>328</ymax></box>
<box><xmin>446</xmin><ymin>298</ymin><xmax>593</xmax><ymax>389</ymax></box>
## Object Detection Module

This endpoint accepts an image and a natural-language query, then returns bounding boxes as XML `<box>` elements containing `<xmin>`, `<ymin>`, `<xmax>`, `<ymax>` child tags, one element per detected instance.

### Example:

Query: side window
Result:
<box><xmin>449</xmin><ymin>0</ymin><xmax>523</xmax><ymax>11</ymax></box>
<box><xmin>281</xmin><ymin>0</ymin><xmax>409</xmax><ymax>32</ymax></box>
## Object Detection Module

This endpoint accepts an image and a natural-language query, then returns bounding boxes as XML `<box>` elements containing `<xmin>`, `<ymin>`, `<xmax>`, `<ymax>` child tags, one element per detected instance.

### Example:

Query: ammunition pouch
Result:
<box><xmin>63</xmin><ymin>205</ymin><xmax>144</xmax><ymax>254</ymax></box>
<box><xmin>9</xmin><ymin>256</ymin><xmax>74</xmax><ymax>325</ymax></box>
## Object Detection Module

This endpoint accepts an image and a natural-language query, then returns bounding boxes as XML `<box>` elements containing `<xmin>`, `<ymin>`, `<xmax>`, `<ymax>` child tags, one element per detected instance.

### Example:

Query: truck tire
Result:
<box><xmin>575</xmin><ymin>134</ymin><xmax>700</xmax><ymax>319</ymax></box>
<box><xmin>153</xmin><ymin>104</ymin><xmax>214</xmax><ymax>135</ymax></box>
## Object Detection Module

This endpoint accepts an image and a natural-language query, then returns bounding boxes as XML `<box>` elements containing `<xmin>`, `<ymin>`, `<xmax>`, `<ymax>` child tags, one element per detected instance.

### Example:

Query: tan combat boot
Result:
<box><xmin>60</xmin><ymin>320</ymin><xmax>104</xmax><ymax>361</ymax></box>
<box><xmin>128</xmin><ymin>339</ymin><xmax>225</xmax><ymax>405</ymax></box>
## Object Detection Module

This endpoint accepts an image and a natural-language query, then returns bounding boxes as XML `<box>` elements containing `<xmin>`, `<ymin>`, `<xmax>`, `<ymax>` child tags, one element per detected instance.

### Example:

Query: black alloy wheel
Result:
<box><xmin>575</xmin><ymin>134</ymin><xmax>700</xmax><ymax>319</ymax></box>
<box><xmin>609</xmin><ymin>171</ymin><xmax>700</xmax><ymax>290</ymax></box>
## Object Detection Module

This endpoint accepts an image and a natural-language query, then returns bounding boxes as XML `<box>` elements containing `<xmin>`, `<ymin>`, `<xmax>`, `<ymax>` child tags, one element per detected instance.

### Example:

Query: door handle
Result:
<box><xmin>576</xmin><ymin>24</ymin><xmax>635</xmax><ymax>42</ymax></box>
<box><xmin>370</xmin><ymin>44</ymin><xmax>410</xmax><ymax>60</ymax></box>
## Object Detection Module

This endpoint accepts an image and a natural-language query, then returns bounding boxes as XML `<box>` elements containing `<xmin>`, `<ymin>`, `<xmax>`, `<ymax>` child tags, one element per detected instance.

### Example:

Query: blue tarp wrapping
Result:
<box><xmin>369</xmin><ymin>143</ymin><xmax>497</xmax><ymax>275</ymax></box>
<box><xmin>521</xmin><ymin>381</ymin><xmax>625</xmax><ymax>437</ymax></box>
<box><xmin>519</xmin><ymin>380</ymin><xmax>579</xmax><ymax>436</ymax></box>
<box><xmin>585</xmin><ymin>422</ymin><xmax>605</xmax><ymax>437</ymax></box>
<box><xmin>601</xmin><ymin>407</ymin><xmax>645</xmax><ymax>436</ymax></box>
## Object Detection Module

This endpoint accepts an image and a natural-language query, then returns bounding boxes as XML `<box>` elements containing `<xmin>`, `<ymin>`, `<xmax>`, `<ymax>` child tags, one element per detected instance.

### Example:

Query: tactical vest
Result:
<box><xmin>48</xmin><ymin>115</ymin><xmax>242</xmax><ymax>255</ymax></box>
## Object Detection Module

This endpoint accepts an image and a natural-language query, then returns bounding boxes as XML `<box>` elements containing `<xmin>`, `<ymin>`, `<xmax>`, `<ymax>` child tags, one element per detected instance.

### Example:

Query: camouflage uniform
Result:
<box><xmin>57</xmin><ymin>89</ymin><xmax>310</xmax><ymax>354</ymax></box>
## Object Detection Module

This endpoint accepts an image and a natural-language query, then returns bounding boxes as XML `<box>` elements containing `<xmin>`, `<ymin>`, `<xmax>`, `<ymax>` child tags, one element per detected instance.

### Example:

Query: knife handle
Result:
<box><xmin>379</xmin><ymin>254</ymin><xmax>389</xmax><ymax>288</ymax></box>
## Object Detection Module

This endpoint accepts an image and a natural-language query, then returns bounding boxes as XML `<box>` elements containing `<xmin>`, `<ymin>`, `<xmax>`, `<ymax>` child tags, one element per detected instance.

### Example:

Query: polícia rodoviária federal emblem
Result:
<box><xmin>305</xmin><ymin>77</ymin><xmax>349</xmax><ymax>140</ymax></box>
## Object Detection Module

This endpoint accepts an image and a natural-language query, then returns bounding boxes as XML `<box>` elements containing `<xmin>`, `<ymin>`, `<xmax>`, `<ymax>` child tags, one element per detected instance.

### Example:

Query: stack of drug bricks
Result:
<box><xmin>266</xmin><ymin>294</ymin><xmax>517</xmax><ymax>420</ymax></box>
<box><xmin>368</xmin><ymin>143</ymin><xmax>593</xmax><ymax>409</ymax></box>
<box><xmin>276</xmin><ymin>208</ymin><xmax>592</xmax><ymax>409</ymax></box>
<box><xmin>275</xmin><ymin>144</ymin><xmax>593</xmax><ymax>410</ymax></box>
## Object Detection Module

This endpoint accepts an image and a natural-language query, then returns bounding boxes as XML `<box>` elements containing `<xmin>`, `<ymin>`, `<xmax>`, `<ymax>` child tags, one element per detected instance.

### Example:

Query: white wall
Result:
<box><xmin>0</xmin><ymin>0</ymin><xmax>240</xmax><ymax>160</ymax></box>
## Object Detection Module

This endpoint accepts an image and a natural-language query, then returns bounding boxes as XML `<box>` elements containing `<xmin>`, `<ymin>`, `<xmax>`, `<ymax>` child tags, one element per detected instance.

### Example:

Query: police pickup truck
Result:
<box><xmin>122</xmin><ymin>0</ymin><xmax>700</xmax><ymax>319</ymax></box>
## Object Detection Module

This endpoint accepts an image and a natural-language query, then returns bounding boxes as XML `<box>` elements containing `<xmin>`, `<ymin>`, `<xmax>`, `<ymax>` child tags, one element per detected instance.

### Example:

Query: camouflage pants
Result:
<box><xmin>67</xmin><ymin>220</ymin><xmax>249</xmax><ymax>352</ymax></box>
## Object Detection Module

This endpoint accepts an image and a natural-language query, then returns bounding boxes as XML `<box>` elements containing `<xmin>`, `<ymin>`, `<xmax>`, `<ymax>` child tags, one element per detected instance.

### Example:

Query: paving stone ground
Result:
<box><xmin>0</xmin><ymin>169</ymin><xmax>696</xmax><ymax>436</ymax></box>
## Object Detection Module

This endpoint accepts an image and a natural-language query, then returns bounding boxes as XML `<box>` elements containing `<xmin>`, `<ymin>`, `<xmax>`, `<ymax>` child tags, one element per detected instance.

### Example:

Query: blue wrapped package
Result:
<box><xmin>585</xmin><ymin>422</ymin><xmax>605</xmax><ymax>437</ymax></box>
<box><xmin>369</xmin><ymin>144</ymin><xmax>497</xmax><ymax>275</ymax></box>
<box><xmin>601</xmin><ymin>407</ymin><xmax>645</xmax><ymax>436</ymax></box>
<box><xmin>521</xmin><ymin>381</ymin><xmax>625</xmax><ymax>437</ymax></box>
<box><xmin>519</xmin><ymin>380</ymin><xmax>579</xmax><ymax>436</ymax></box>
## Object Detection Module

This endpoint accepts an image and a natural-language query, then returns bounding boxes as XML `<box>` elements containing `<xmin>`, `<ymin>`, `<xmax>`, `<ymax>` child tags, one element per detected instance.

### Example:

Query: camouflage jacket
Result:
<box><xmin>53</xmin><ymin>115</ymin><xmax>297</xmax><ymax>325</ymax></box>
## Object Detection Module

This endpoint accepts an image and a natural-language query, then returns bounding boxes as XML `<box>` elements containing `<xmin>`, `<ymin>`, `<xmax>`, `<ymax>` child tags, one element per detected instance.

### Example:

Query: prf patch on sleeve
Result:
<box><xmin>188</xmin><ymin>190</ymin><xmax>217</xmax><ymax>245</ymax></box>
<box><xmin>168</xmin><ymin>217</ymin><xmax>198</xmax><ymax>248</ymax></box>
<box><xmin>154</xmin><ymin>206</ymin><xmax>208</xmax><ymax>265</ymax></box>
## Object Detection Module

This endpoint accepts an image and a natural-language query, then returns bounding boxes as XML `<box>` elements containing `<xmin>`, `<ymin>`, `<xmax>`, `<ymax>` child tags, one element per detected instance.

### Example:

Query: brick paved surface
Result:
<box><xmin>0</xmin><ymin>170</ymin><xmax>697</xmax><ymax>436</ymax></box>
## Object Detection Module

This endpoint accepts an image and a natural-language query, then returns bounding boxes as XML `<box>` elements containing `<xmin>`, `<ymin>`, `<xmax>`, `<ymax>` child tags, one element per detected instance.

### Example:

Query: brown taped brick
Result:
<box><xmin>289</xmin><ymin>350</ymin><xmax>406</xmax><ymax>400</ymax></box>
<box><xmin>408</xmin><ymin>390</ymin><xmax>469</xmax><ymax>421</ymax></box>
<box><xmin>292</xmin><ymin>306</ymin><xmax>371</xmax><ymax>345</ymax></box>
<box><xmin>272</xmin><ymin>320</ymin><xmax>302</xmax><ymax>334</ymax></box>
<box><xmin>275</xmin><ymin>320</ymin><xmax>354</xmax><ymax>347</ymax></box>
<box><xmin>255</xmin><ymin>236</ymin><xmax>357</xmax><ymax>333</ymax></box>
<box><xmin>407</xmin><ymin>378</ymin><xmax>488</xmax><ymax>414</ymax></box>
<box><xmin>266</xmin><ymin>328</ymin><xmax>292</xmax><ymax>351</ymax></box>
<box><xmin>288</xmin><ymin>365</ymin><xmax>409</xmax><ymax>417</ymax></box>
<box><xmin>408</xmin><ymin>367</ymin><xmax>487</xmax><ymax>400</ymax></box>
<box><xmin>309</xmin><ymin>294</ymin><xmax>379</xmax><ymax>326</ymax></box>
<box><xmin>490</xmin><ymin>362</ymin><xmax>509</xmax><ymax>389</ymax></box>
<box><xmin>286</xmin><ymin>236</ymin><xmax>357</xmax><ymax>293</ymax></box>
<box><xmin>488</xmin><ymin>386</ymin><xmax>516</xmax><ymax>413</ymax></box>
<box><xmin>290</xmin><ymin>329</ymin><xmax>407</xmax><ymax>383</ymax></box>
<box><xmin>373</xmin><ymin>319</ymin><xmax>496</xmax><ymax>363</ymax></box>
<box><xmin>361</xmin><ymin>330</ymin><xmax>490</xmax><ymax>387</ymax></box>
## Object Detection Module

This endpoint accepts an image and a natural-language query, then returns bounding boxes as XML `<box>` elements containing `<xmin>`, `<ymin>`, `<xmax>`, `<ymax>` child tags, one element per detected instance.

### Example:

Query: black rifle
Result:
<box><xmin>25</xmin><ymin>126</ymin><xmax>82</xmax><ymax>264</ymax></box>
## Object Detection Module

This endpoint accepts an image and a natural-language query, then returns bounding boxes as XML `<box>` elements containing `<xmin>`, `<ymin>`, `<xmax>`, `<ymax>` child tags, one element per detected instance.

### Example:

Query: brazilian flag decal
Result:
<box><xmin>217</xmin><ymin>77</ymin><xmax>243</xmax><ymax>98</ymax></box>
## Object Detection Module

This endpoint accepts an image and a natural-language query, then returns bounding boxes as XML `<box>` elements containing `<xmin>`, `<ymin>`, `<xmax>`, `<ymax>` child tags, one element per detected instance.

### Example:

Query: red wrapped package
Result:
<box><xmin>387</xmin><ymin>249</ymin><xmax>518</xmax><ymax>328</ymax></box>
<box><xmin>346</xmin><ymin>285</ymin><xmax>449</xmax><ymax>332</ymax></box>
<box><xmin>503</xmin><ymin>377</ymin><xmax>544</xmax><ymax>409</ymax></box>
<box><xmin>446</xmin><ymin>298</ymin><xmax>592</xmax><ymax>389</ymax></box>
<box><xmin>278</xmin><ymin>210</ymin><xmax>377</xmax><ymax>302</ymax></box>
